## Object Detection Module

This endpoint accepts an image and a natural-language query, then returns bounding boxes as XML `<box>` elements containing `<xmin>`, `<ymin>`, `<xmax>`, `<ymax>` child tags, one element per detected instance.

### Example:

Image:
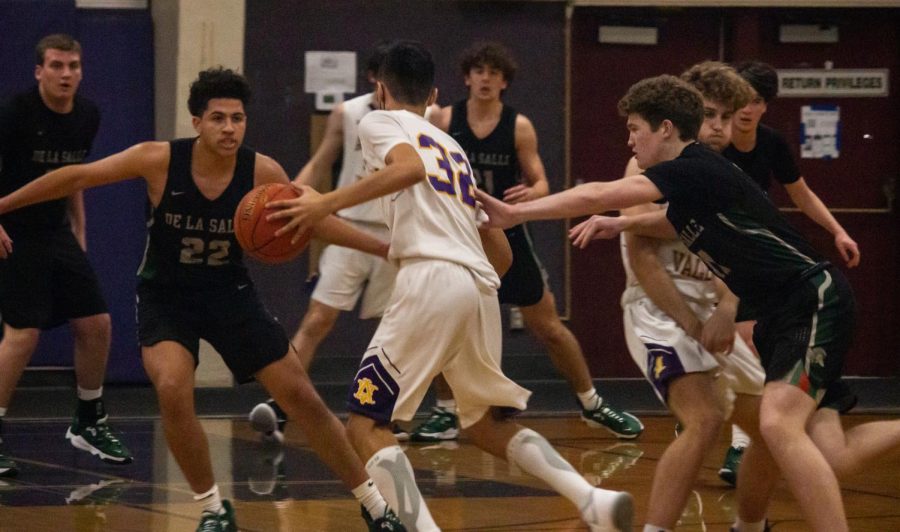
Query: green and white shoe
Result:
<box><xmin>362</xmin><ymin>505</ymin><xmax>406</xmax><ymax>531</ymax></box>
<box><xmin>581</xmin><ymin>401</ymin><xmax>644</xmax><ymax>440</ymax></box>
<box><xmin>718</xmin><ymin>445</ymin><xmax>745</xmax><ymax>486</ymax></box>
<box><xmin>197</xmin><ymin>499</ymin><xmax>237</xmax><ymax>532</ymax></box>
<box><xmin>410</xmin><ymin>407</ymin><xmax>459</xmax><ymax>442</ymax></box>
<box><xmin>66</xmin><ymin>416</ymin><xmax>133</xmax><ymax>465</ymax></box>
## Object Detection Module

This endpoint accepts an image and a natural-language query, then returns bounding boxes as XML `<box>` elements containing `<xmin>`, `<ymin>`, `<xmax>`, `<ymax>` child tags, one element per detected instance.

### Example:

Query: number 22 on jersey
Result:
<box><xmin>418</xmin><ymin>134</ymin><xmax>477</xmax><ymax>208</ymax></box>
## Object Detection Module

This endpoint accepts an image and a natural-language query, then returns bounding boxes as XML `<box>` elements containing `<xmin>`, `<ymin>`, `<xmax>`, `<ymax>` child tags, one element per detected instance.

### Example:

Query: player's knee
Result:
<box><xmin>0</xmin><ymin>326</ymin><xmax>40</xmax><ymax>356</ymax></box>
<box><xmin>71</xmin><ymin>313</ymin><xmax>112</xmax><ymax>339</ymax></box>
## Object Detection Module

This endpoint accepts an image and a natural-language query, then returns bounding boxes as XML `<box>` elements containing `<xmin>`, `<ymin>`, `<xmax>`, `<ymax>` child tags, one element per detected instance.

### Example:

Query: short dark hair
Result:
<box><xmin>459</xmin><ymin>41</ymin><xmax>517</xmax><ymax>83</ymax></box>
<box><xmin>187</xmin><ymin>67</ymin><xmax>252</xmax><ymax>117</ymax></box>
<box><xmin>378</xmin><ymin>40</ymin><xmax>434</xmax><ymax>106</ymax></box>
<box><xmin>35</xmin><ymin>34</ymin><xmax>81</xmax><ymax>65</ymax></box>
<box><xmin>618</xmin><ymin>75</ymin><xmax>703</xmax><ymax>141</ymax></box>
<box><xmin>733</xmin><ymin>60</ymin><xmax>778</xmax><ymax>102</ymax></box>
<box><xmin>365</xmin><ymin>41</ymin><xmax>391</xmax><ymax>79</ymax></box>
<box><xmin>681</xmin><ymin>61</ymin><xmax>754</xmax><ymax>112</ymax></box>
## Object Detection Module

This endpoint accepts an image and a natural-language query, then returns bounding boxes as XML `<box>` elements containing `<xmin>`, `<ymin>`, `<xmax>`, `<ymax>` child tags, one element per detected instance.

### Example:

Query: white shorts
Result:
<box><xmin>624</xmin><ymin>297</ymin><xmax>764</xmax><ymax>411</ymax></box>
<box><xmin>346</xmin><ymin>260</ymin><xmax>531</xmax><ymax>428</ymax></box>
<box><xmin>312</xmin><ymin>222</ymin><xmax>396</xmax><ymax>319</ymax></box>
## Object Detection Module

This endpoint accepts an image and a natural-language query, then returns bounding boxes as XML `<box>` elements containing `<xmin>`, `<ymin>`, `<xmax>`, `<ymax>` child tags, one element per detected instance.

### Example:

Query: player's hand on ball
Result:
<box><xmin>267</xmin><ymin>184</ymin><xmax>330</xmax><ymax>243</ymax></box>
<box><xmin>569</xmin><ymin>215</ymin><xmax>625</xmax><ymax>248</ymax></box>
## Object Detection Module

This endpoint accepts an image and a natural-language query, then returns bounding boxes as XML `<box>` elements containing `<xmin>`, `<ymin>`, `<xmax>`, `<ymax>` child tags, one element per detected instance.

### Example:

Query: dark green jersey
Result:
<box><xmin>644</xmin><ymin>143</ymin><xmax>826</xmax><ymax>319</ymax></box>
<box><xmin>137</xmin><ymin>138</ymin><xmax>254</xmax><ymax>290</ymax></box>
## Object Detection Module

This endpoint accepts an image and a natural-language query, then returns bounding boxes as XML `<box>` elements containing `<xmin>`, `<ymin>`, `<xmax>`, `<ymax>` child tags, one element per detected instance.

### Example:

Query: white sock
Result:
<box><xmin>577</xmin><ymin>389</ymin><xmax>602</xmax><ymax>410</ymax></box>
<box><xmin>435</xmin><ymin>398</ymin><xmax>457</xmax><ymax>412</ymax></box>
<box><xmin>644</xmin><ymin>525</ymin><xmax>672</xmax><ymax>532</ymax></box>
<box><xmin>506</xmin><ymin>428</ymin><xmax>597</xmax><ymax>508</ymax></box>
<box><xmin>731</xmin><ymin>425</ymin><xmax>751</xmax><ymax>448</ymax></box>
<box><xmin>352</xmin><ymin>478</ymin><xmax>387</xmax><ymax>519</ymax></box>
<box><xmin>366</xmin><ymin>446</ymin><xmax>439</xmax><ymax>531</ymax></box>
<box><xmin>193</xmin><ymin>484</ymin><xmax>223</xmax><ymax>515</ymax></box>
<box><xmin>0</xmin><ymin>407</ymin><xmax>7</xmax><ymax>417</ymax></box>
<box><xmin>732</xmin><ymin>518</ymin><xmax>767</xmax><ymax>532</ymax></box>
<box><xmin>77</xmin><ymin>386</ymin><xmax>103</xmax><ymax>402</ymax></box>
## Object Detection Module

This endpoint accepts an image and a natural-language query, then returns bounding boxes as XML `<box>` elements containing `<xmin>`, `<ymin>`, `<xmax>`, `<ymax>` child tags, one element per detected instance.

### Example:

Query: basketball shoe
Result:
<box><xmin>581</xmin><ymin>400</ymin><xmax>644</xmax><ymax>439</ymax></box>
<box><xmin>0</xmin><ymin>419</ymin><xmax>18</xmax><ymax>478</ymax></box>
<box><xmin>362</xmin><ymin>505</ymin><xmax>407</xmax><ymax>531</ymax></box>
<box><xmin>197</xmin><ymin>499</ymin><xmax>237</xmax><ymax>532</ymax></box>
<box><xmin>409</xmin><ymin>407</ymin><xmax>458</xmax><ymax>442</ymax></box>
<box><xmin>66</xmin><ymin>410</ymin><xmax>133</xmax><ymax>465</ymax></box>
<box><xmin>718</xmin><ymin>445</ymin><xmax>745</xmax><ymax>486</ymax></box>
<box><xmin>249</xmin><ymin>398</ymin><xmax>287</xmax><ymax>444</ymax></box>
<box><xmin>581</xmin><ymin>487</ymin><xmax>634</xmax><ymax>532</ymax></box>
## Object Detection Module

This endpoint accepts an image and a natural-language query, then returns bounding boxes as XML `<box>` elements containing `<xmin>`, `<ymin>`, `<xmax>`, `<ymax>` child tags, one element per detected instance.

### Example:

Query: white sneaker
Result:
<box><xmin>249</xmin><ymin>400</ymin><xmax>285</xmax><ymax>444</ymax></box>
<box><xmin>582</xmin><ymin>487</ymin><xmax>634</xmax><ymax>532</ymax></box>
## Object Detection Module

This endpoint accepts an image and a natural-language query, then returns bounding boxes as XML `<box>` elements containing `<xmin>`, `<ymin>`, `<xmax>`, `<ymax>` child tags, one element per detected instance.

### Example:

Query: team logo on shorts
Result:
<box><xmin>346</xmin><ymin>351</ymin><xmax>399</xmax><ymax>423</ymax></box>
<box><xmin>645</xmin><ymin>343</ymin><xmax>686</xmax><ymax>400</ymax></box>
<box><xmin>353</xmin><ymin>377</ymin><xmax>379</xmax><ymax>405</ymax></box>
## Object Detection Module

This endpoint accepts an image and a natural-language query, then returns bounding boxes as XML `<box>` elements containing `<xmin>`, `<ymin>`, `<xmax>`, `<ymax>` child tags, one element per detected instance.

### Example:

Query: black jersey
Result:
<box><xmin>448</xmin><ymin>99</ymin><xmax>520</xmax><ymax>199</ymax></box>
<box><xmin>643</xmin><ymin>143</ymin><xmax>826</xmax><ymax>320</ymax></box>
<box><xmin>722</xmin><ymin>124</ymin><xmax>800</xmax><ymax>192</ymax></box>
<box><xmin>137</xmin><ymin>138</ymin><xmax>254</xmax><ymax>290</ymax></box>
<box><xmin>0</xmin><ymin>87</ymin><xmax>100</xmax><ymax>234</ymax></box>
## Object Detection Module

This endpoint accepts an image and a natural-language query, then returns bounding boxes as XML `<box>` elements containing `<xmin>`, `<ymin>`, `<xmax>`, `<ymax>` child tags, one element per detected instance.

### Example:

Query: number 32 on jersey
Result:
<box><xmin>418</xmin><ymin>134</ymin><xmax>477</xmax><ymax>209</ymax></box>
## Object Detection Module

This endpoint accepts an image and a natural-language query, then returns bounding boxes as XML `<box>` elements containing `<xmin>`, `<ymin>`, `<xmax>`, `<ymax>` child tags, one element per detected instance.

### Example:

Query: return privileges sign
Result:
<box><xmin>777</xmin><ymin>69</ymin><xmax>889</xmax><ymax>98</ymax></box>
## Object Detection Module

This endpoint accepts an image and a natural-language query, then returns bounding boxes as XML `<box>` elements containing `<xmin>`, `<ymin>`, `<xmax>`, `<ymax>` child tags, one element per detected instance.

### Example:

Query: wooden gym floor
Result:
<box><xmin>1</xmin><ymin>411</ymin><xmax>898</xmax><ymax>531</ymax></box>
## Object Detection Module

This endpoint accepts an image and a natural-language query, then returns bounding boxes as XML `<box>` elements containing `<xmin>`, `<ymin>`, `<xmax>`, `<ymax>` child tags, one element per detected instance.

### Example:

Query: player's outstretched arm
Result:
<box><xmin>476</xmin><ymin>175</ymin><xmax>663</xmax><ymax>229</ymax></box>
<box><xmin>0</xmin><ymin>142</ymin><xmax>169</xmax><ymax>215</ymax></box>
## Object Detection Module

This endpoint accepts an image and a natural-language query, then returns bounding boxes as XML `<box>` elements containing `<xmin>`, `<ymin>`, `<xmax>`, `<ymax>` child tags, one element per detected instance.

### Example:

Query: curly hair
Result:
<box><xmin>617</xmin><ymin>75</ymin><xmax>704</xmax><ymax>141</ymax></box>
<box><xmin>35</xmin><ymin>34</ymin><xmax>81</xmax><ymax>65</ymax></box>
<box><xmin>187</xmin><ymin>67</ymin><xmax>252</xmax><ymax>117</ymax></box>
<box><xmin>458</xmin><ymin>41</ymin><xmax>517</xmax><ymax>83</ymax></box>
<box><xmin>733</xmin><ymin>60</ymin><xmax>779</xmax><ymax>103</ymax></box>
<box><xmin>680</xmin><ymin>61</ymin><xmax>754</xmax><ymax>112</ymax></box>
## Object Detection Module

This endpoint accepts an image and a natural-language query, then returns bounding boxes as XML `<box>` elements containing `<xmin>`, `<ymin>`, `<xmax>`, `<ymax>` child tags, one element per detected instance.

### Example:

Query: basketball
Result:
<box><xmin>233</xmin><ymin>183</ymin><xmax>311</xmax><ymax>264</ymax></box>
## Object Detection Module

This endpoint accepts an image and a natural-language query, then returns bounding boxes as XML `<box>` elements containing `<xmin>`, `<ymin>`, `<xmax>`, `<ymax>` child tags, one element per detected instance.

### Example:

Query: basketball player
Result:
<box><xmin>0</xmin><ymin>67</ymin><xmax>403</xmax><ymax>532</ymax></box>
<box><xmin>413</xmin><ymin>41</ymin><xmax>642</xmax><ymax>443</ymax></box>
<box><xmin>476</xmin><ymin>74</ymin><xmax>860</xmax><ymax>531</ymax></box>
<box><xmin>248</xmin><ymin>43</ymin><xmax>404</xmax><ymax>442</ymax></box>
<box><xmin>0</xmin><ymin>34</ymin><xmax>131</xmax><ymax>478</ymax></box>
<box><xmin>268</xmin><ymin>40</ymin><xmax>634</xmax><ymax>532</ymax></box>
<box><xmin>593</xmin><ymin>61</ymin><xmax>765</xmax><ymax>531</ymax></box>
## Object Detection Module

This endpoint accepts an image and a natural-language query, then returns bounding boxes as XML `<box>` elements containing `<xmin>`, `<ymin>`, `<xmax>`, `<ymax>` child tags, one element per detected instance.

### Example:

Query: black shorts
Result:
<box><xmin>497</xmin><ymin>224</ymin><xmax>548</xmax><ymax>307</ymax></box>
<box><xmin>137</xmin><ymin>282</ymin><xmax>289</xmax><ymax>383</ymax></box>
<box><xmin>753</xmin><ymin>266</ymin><xmax>855</xmax><ymax>404</ymax></box>
<box><xmin>0</xmin><ymin>229</ymin><xmax>108</xmax><ymax>329</ymax></box>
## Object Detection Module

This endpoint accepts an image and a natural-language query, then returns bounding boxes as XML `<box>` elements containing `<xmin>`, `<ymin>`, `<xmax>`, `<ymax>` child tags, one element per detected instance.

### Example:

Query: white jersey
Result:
<box><xmin>336</xmin><ymin>93</ymin><xmax>382</xmax><ymax>222</ymax></box>
<box><xmin>620</xmin><ymin>229</ymin><xmax>718</xmax><ymax>307</ymax></box>
<box><xmin>358</xmin><ymin>109</ymin><xmax>499</xmax><ymax>290</ymax></box>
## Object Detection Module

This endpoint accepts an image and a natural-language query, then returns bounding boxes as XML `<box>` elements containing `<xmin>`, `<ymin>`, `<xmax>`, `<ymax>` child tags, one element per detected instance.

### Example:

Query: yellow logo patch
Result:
<box><xmin>353</xmin><ymin>377</ymin><xmax>379</xmax><ymax>405</ymax></box>
<box><xmin>653</xmin><ymin>355</ymin><xmax>667</xmax><ymax>380</ymax></box>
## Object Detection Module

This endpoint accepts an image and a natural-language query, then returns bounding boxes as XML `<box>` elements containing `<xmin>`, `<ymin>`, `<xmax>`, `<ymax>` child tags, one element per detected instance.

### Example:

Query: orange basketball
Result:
<box><xmin>234</xmin><ymin>183</ymin><xmax>310</xmax><ymax>264</ymax></box>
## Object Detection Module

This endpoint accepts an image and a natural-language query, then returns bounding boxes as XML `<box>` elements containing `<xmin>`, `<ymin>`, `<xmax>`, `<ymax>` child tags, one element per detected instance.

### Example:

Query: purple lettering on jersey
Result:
<box><xmin>418</xmin><ymin>134</ymin><xmax>477</xmax><ymax>209</ymax></box>
<box><xmin>451</xmin><ymin>152</ymin><xmax>477</xmax><ymax>208</ymax></box>
<box><xmin>418</xmin><ymin>134</ymin><xmax>456</xmax><ymax>196</ymax></box>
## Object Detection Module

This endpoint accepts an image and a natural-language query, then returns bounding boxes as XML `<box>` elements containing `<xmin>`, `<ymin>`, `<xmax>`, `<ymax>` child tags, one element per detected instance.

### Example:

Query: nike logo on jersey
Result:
<box><xmin>170</xmin><ymin>190</ymin><xmax>186</xmax><ymax>196</ymax></box>
<box><xmin>237</xmin><ymin>284</ymin><xmax>249</xmax><ymax>290</ymax></box>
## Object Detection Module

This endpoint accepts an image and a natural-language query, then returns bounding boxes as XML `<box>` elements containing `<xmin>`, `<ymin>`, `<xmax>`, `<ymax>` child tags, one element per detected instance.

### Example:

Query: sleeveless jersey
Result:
<box><xmin>448</xmin><ymin>99</ymin><xmax>519</xmax><ymax>200</ymax></box>
<box><xmin>358</xmin><ymin>109</ymin><xmax>499</xmax><ymax>290</ymax></box>
<box><xmin>336</xmin><ymin>93</ymin><xmax>382</xmax><ymax>222</ymax></box>
<box><xmin>137</xmin><ymin>138</ymin><xmax>254</xmax><ymax>290</ymax></box>
<box><xmin>619</xmin><ymin>227</ymin><xmax>717</xmax><ymax>307</ymax></box>
<box><xmin>0</xmin><ymin>87</ymin><xmax>100</xmax><ymax>233</ymax></box>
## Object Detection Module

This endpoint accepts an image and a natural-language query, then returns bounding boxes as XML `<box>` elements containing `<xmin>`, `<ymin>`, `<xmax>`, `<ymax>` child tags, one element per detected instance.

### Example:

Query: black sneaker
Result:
<box><xmin>362</xmin><ymin>505</ymin><xmax>406</xmax><ymax>531</ymax></box>
<box><xmin>196</xmin><ymin>499</ymin><xmax>237</xmax><ymax>532</ymax></box>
